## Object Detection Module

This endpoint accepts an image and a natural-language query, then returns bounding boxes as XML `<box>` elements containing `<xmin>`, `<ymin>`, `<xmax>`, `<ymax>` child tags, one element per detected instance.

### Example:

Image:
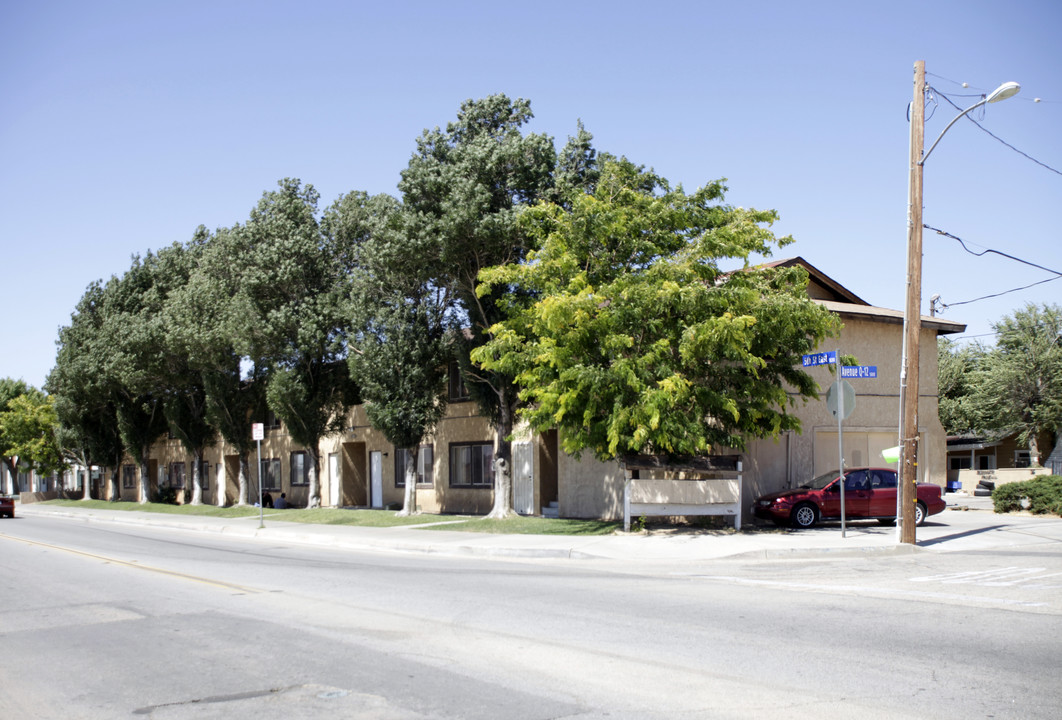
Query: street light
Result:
<box><xmin>898</xmin><ymin>62</ymin><xmax>1019</xmax><ymax>544</ymax></box>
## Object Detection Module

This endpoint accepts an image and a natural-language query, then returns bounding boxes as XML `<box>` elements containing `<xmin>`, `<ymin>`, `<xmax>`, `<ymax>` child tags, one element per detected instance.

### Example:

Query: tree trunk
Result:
<box><xmin>486</xmin><ymin>398</ymin><xmax>515</xmax><ymax>519</ymax></box>
<box><xmin>397</xmin><ymin>453</ymin><xmax>418</xmax><ymax>517</ymax></box>
<box><xmin>190</xmin><ymin>450</ymin><xmax>203</xmax><ymax>505</ymax></box>
<box><xmin>1029</xmin><ymin>434</ymin><xmax>1041</xmax><ymax>467</ymax></box>
<box><xmin>81</xmin><ymin>464</ymin><xmax>92</xmax><ymax>501</ymax></box>
<box><xmin>306</xmin><ymin>447</ymin><xmax>321</xmax><ymax>508</ymax></box>
<box><xmin>138</xmin><ymin>456</ymin><xmax>151</xmax><ymax>504</ymax></box>
<box><xmin>237</xmin><ymin>453</ymin><xmax>249</xmax><ymax>506</ymax></box>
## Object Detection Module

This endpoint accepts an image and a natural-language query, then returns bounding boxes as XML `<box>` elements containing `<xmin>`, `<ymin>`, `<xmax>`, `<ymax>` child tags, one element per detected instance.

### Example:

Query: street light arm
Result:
<box><xmin>920</xmin><ymin>82</ymin><xmax>1020</xmax><ymax>165</ymax></box>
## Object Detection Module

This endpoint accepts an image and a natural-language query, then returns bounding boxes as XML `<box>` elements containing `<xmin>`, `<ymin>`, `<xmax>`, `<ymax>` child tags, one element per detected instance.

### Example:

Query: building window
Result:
<box><xmin>265</xmin><ymin>410</ymin><xmax>282</xmax><ymax>430</ymax></box>
<box><xmin>449</xmin><ymin>442</ymin><xmax>493</xmax><ymax>487</ymax></box>
<box><xmin>199</xmin><ymin>460</ymin><xmax>210</xmax><ymax>491</ymax></box>
<box><xmin>290</xmin><ymin>451</ymin><xmax>310</xmax><ymax>486</ymax></box>
<box><xmin>949</xmin><ymin>456</ymin><xmax>972</xmax><ymax>471</ymax></box>
<box><xmin>395</xmin><ymin>446</ymin><xmax>434</xmax><ymax>488</ymax></box>
<box><xmin>1015</xmin><ymin>450</ymin><xmax>1032</xmax><ymax>469</ymax></box>
<box><xmin>449</xmin><ymin>362</ymin><xmax>470</xmax><ymax>401</ymax></box>
<box><xmin>123</xmin><ymin>464</ymin><xmax>137</xmax><ymax>489</ymax></box>
<box><xmin>171</xmin><ymin>462</ymin><xmax>186</xmax><ymax>489</ymax></box>
<box><xmin>260</xmin><ymin>458</ymin><xmax>281</xmax><ymax>491</ymax></box>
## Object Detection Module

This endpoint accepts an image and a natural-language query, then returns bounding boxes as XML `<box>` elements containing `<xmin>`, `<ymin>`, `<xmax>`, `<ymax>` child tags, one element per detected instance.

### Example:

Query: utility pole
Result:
<box><xmin>899</xmin><ymin>60</ymin><xmax>925</xmax><ymax>544</ymax></box>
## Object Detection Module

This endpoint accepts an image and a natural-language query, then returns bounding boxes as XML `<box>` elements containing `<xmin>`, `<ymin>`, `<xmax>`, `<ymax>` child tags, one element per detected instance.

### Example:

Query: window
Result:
<box><xmin>449</xmin><ymin>362</ymin><xmax>469</xmax><ymax>401</ymax></box>
<box><xmin>290</xmin><ymin>451</ymin><xmax>310</xmax><ymax>486</ymax></box>
<box><xmin>260</xmin><ymin>458</ymin><xmax>281</xmax><ymax>491</ymax></box>
<box><xmin>950</xmin><ymin>456</ymin><xmax>972</xmax><ymax>471</ymax></box>
<box><xmin>870</xmin><ymin>469</ymin><xmax>897</xmax><ymax>489</ymax></box>
<box><xmin>265</xmin><ymin>410</ymin><xmax>282</xmax><ymax>430</ymax></box>
<box><xmin>843</xmin><ymin>470</ymin><xmax>869</xmax><ymax>491</ymax></box>
<box><xmin>123</xmin><ymin>464</ymin><xmax>137</xmax><ymax>489</ymax></box>
<box><xmin>171</xmin><ymin>462</ymin><xmax>186</xmax><ymax>489</ymax></box>
<box><xmin>199</xmin><ymin>460</ymin><xmax>210</xmax><ymax>491</ymax></box>
<box><xmin>395</xmin><ymin>446</ymin><xmax>434</xmax><ymax>487</ymax></box>
<box><xmin>449</xmin><ymin>442</ymin><xmax>493</xmax><ymax>487</ymax></box>
<box><xmin>1015</xmin><ymin>450</ymin><xmax>1032</xmax><ymax>469</ymax></box>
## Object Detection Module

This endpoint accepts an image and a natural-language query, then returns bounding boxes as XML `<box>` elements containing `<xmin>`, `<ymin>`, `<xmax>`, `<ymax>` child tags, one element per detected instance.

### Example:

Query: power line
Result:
<box><xmin>930</xmin><ymin>87</ymin><xmax>1062</xmax><ymax>177</ymax></box>
<box><xmin>924</xmin><ymin>224</ymin><xmax>1062</xmax><ymax>310</ymax></box>
<box><xmin>924</xmin><ymin>224</ymin><xmax>1062</xmax><ymax>277</ymax></box>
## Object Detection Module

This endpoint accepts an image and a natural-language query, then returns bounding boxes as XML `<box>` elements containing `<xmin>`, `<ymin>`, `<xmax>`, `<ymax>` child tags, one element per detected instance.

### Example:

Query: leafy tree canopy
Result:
<box><xmin>0</xmin><ymin>389</ymin><xmax>62</xmax><ymax>477</ymax></box>
<box><xmin>473</xmin><ymin>160</ymin><xmax>841</xmax><ymax>461</ymax></box>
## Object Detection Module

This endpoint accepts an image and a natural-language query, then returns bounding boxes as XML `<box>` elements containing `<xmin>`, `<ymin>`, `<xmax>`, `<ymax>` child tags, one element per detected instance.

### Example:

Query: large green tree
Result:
<box><xmin>972</xmin><ymin>303</ymin><xmax>1062</xmax><ymax>463</ymax></box>
<box><xmin>473</xmin><ymin>160</ymin><xmax>840</xmax><ymax>460</ymax></box>
<box><xmin>399</xmin><ymin>95</ymin><xmax>558</xmax><ymax>517</ymax></box>
<box><xmin>335</xmin><ymin>192</ymin><xmax>452</xmax><ymax>515</ymax></box>
<box><xmin>171</xmin><ymin>224</ymin><xmax>267</xmax><ymax>506</ymax></box>
<box><xmin>233</xmin><ymin>179</ymin><xmax>357</xmax><ymax>508</ymax></box>
<box><xmin>937</xmin><ymin>337</ymin><xmax>986</xmax><ymax>435</ymax></box>
<box><xmin>0</xmin><ymin>378</ymin><xmax>34</xmax><ymax>493</ymax></box>
<box><xmin>47</xmin><ymin>282</ymin><xmax>127</xmax><ymax>501</ymax></box>
<box><xmin>0</xmin><ymin>391</ymin><xmax>62</xmax><ymax>480</ymax></box>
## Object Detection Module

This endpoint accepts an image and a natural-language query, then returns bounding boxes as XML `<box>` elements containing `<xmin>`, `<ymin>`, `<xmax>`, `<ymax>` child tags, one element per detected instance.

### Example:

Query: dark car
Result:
<box><xmin>752</xmin><ymin>467</ymin><xmax>946</xmax><ymax>528</ymax></box>
<box><xmin>0</xmin><ymin>495</ymin><xmax>14</xmax><ymax>518</ymax></box>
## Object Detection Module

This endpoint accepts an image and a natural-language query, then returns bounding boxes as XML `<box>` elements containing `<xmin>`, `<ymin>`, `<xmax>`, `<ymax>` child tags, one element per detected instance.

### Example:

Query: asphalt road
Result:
<box><xmin>2</xmin><ymin>513</ymin><xmax>1060</xmax><ymax>719</ymax></box>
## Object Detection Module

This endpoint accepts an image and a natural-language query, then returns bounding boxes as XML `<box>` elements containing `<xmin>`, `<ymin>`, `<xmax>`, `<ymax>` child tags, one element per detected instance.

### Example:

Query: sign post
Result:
<box><xmin>252</xmin><ymin>422</ymin><xmax>264</xmax><ymax>529</ymax></box>
<box><xmin>806</xmin><ymin>353</ymin><xmax>880</xmax><ymax>539</ymax></box>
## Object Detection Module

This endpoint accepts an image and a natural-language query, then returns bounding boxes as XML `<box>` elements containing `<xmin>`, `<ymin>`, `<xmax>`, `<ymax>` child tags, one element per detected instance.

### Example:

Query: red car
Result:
<box><xmin>753</xmin><ymin>467</ymin><xmax>946</xmax><ymax>528</ymax></box>
<box><xmin>0</xmin><ymin>495</ymin><xmax>14</xmax><ymax>518</ymax></box>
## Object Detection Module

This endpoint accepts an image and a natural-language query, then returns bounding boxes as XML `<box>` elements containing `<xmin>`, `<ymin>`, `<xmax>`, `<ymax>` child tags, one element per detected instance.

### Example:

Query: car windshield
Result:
<box><xmin>800</xmin><ymin>470</ymin><xmax>841</xmax><ymax>490</ymax></box>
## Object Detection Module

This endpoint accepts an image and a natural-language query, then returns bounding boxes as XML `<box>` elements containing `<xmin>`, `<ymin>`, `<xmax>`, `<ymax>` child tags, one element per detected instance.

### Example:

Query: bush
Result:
<box><xmin>152</xmin><ymin>487</ymin><xmax>179</xmax><ymax>505</ymax></box>
<box><xmin>992</xmin><ymin>475</ymin><xmax>1062</xmax><ymax>516</ymax></box>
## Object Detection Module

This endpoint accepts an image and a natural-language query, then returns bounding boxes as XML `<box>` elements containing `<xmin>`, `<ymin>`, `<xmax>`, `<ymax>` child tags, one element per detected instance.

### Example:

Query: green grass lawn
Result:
<box><xmin>39</xmin><ymin>499</ymin><xmax>618</xmax><ymax>533</ymax></box>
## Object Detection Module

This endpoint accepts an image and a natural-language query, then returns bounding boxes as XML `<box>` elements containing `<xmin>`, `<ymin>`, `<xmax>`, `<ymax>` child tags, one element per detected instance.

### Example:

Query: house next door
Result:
<box><xmin>370</xmin><ymin>451</ymin><xmax>383</xmax><ymax>509</ymax></box>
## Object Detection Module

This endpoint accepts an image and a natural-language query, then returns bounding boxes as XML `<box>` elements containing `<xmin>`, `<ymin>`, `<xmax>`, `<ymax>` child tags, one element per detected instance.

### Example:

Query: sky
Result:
<box><xmin>2</xmin><ymin>0</ymin><xmax>1060</xmax><ymax>390</ymax></box>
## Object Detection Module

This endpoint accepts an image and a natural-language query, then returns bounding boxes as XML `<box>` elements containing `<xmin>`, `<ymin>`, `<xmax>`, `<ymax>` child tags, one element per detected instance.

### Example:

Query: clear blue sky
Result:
<box><xmin>2</xmin><ymin>0</ymin><xmax>1059</xmax><ymax>390</ymax></box>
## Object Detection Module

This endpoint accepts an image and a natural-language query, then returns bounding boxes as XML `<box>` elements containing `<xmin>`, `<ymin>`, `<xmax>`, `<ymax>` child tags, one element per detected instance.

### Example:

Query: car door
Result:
<box><xmin>841</xmin><ymin>470</ymin><xmax>871</xmax><ymax>518</ymax></box>
<box><xmin>868</xmin><ymin>469</ymin><xmax>898</xmax><ymax>517</ymax></box>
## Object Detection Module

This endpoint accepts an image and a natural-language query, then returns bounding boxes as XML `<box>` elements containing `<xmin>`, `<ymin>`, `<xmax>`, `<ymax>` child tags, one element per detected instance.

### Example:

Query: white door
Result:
<box><xmin>513</xmin><ymin>440</ymin><xmax>534</xmax><ymax>515</ymax></box>
<box><xmin>370</xmin><ymin>451</ymin><xmax>383</xmax><ymax>509</ymax></box>
<box><xmin>329</xmin><ymin>453</ymin><xmax>340</xmax><ymax>507</ymax></box>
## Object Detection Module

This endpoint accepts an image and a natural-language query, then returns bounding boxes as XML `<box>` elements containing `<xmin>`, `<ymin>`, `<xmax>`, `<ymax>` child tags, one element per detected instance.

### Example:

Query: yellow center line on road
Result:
<box><xmin>0</xmin><ymin>533</ymin><xmax>264</xmax><ymax>594</ymax></box>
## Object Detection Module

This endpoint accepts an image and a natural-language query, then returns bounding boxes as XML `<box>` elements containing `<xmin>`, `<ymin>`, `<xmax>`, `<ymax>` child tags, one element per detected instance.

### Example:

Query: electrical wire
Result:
<box><xmin>924</xmin><ymin>224</ymin><xmax>1062</xmax><ymax>310</ymax></box>
<box><xmin>924</xmin><ymin>224</ymin><xmax>1062</xmax><ymax>277</ymax></box>
<box><xmin>930</xmin><ymin>88</ymin><xmax>1062</xmax><ymax>177</ymax></box>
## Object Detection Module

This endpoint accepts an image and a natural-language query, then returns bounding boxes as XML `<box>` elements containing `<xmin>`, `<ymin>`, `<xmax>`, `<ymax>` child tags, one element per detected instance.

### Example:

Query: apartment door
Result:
<box><xmin>370</xmin><ymin>451</ymin><xmax>383</xmax><ymax>509</ymax></box>
<box><xmin>329</xmin><ymin>452</ymin><xmax>340</xmax><ymax>507</ymax></box>
<box><xmin>513</xmin><ymin>439</ymin><xmax>534</xmax><ymax>515</ymax></box>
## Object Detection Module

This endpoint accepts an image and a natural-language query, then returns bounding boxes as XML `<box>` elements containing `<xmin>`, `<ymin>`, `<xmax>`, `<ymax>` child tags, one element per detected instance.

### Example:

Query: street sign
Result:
<box><xmin>252</xmin><ymin>422</ymin><xmax>264</xmax><ymax>441</ymax></box>
<box><xmin>840</xmin><ymin>365</ymin><xmax>878</xmax><ymax>379</ymax></box>
<box><xmin>802</xmin><ymin>351</ymin><xmax>837</xmax><ymax>367</ymax></box>
<box><xmin>827</xmin><ymin>380</ymin><xmax>856</xmax><ymax>420</ymax></box>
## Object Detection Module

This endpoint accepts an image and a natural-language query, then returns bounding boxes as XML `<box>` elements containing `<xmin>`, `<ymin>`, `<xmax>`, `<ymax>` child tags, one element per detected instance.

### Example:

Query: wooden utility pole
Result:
<box><xmin>900</xmin><ymin>60</ymin><xmax>925</xmax><ymax>544</ymax></box>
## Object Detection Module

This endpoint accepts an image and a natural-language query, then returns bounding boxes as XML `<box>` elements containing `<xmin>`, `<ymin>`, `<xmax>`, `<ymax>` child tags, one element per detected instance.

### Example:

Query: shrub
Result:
<box><xmin>992</xmin><ymin>475</ymin><xmax>1062</xmax><ymax>516</ymax></box>
<box><xmin>152</xmin><ymin>487</ymin><xmax>179</xmax><ymax>505</ymax></box>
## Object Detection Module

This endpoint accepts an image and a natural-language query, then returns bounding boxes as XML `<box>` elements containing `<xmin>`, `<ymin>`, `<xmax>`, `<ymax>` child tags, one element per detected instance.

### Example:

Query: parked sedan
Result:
<box><xmin>0</xmin><ymin>495</ymin><xmax>14</xmax><ymax>518</ymax></box>
<box><xmin>752</xmin><ymin>467</ymin><xmax>946</xmax><ymax>528</ymax></box>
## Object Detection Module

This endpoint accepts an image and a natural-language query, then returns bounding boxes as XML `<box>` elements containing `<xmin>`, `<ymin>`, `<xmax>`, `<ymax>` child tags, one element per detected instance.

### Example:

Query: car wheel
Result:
<box><xmin>791</xmin><ymin>503</ymin><xmax>818</xmax><ymax>528</ymax></box>
<box><xmin>914</xmin><ymin>501</ymin><xmax>927</xmax><ymax>526</ymax></box>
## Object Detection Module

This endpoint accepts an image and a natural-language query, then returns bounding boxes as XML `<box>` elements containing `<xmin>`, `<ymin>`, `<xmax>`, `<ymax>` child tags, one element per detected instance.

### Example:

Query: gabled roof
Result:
<box><xmin>762</xmin><ymin>256</ymin><xmax>967</xmax><ymax>336</ymax></box>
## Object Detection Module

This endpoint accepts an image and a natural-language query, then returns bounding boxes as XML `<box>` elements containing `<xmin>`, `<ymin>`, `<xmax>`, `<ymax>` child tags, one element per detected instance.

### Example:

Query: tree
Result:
<box><xmin>399</xmin><ymin>95</ymin><xmax>558</xmax><ymax>518</ymax></box>
<box><xmin>937</xmin><ymin>337</ymin><xmax>986</xmax><ymax>435</ymax></box>
<box><xmin>334</xmin><ymin>192</ymin><xmax>452</xmax><ymax>516</ymax></box>
<box><xmin>233</xmin><ymin>179</ymin><xmax>356</xmax><ymax>508</ymax></box>
<box><xmin>47</xmin><ymin>282</ymin><xmax>127</xmax><ymax>501</ymax></box>
<box><xmin>971</xmin><ymin>303</ymin><xmax>1062</xmax><ymax>464</ymax></box>
<box><xmin>473</xmin><ymin>160</ymin><xmax>840</xmax><ymax>461</ymax></box>
<box><xmin>0</xmin><ymin>391</ymin><xmax>63</xmax><ymax>480</ymax></box>
<box><xmin>0</xmin><ymin>378</ymin><xmax>34</xmax><ymax>493</ymax></box>
<box><xmin>172</xmin><ymin>225</ymin><xmax>267</xmax><ymax>506</ymax></box>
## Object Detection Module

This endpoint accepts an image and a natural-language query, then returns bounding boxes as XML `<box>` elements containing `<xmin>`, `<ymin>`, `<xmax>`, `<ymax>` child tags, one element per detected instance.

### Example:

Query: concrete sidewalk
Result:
<box><xmin>12</xmin><ymin>494</ymin><xmax>1062</xmax><ymax>562</ymax></box>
